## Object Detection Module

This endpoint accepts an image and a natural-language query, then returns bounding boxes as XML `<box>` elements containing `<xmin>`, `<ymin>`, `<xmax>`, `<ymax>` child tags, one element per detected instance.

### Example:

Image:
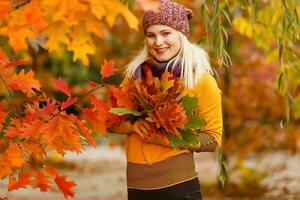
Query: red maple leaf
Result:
<box><xmin>33</xmin><ymin>171</ymin><xmax>53</xmax><ymax>192</ymax></box>
<box><xmin>54</xmin><ymin>78</ymin><xmax>71</xmax><ymax>97</ymax></box>
<box><xmin>100</xmin><ymin>60</ymin><xmax>116</xmax><ymax>78</ymax></box>
<box><xmin>43</xmin><ymin>166</ymin><xmax>58</xmax><ymax>179</ymax></box>
<box><xmin>88</xmin><ymin>80</ymin><xmax>99</xmax><ymax>88</ymax></box>
<box><xmin>0</xmin><ymin>48</ymin><xmax>9</xmax><ymax>66</ymax></box>
<box><xmin>8</xmin><ymin>172</ymin><xmax>32</xmax><ymax>191</ymax></box>
<box><xmin>55</xmin><ymin>175</ymin><xmax>76</xmax><ymax>199</ymax></box>
<box><xmin>60</xmin><ymin>97</ymin><xmax>78</xmax><ymax>110</ymax></box>
<box><xmin>0</xmin><ymin>48</ymin><xmax>27</xmax><ymax>69</ymax></box>
<box><xmin>5</xmin><ymin>60</ymin><xmax>27</xmax><ymax>68</ymax></box>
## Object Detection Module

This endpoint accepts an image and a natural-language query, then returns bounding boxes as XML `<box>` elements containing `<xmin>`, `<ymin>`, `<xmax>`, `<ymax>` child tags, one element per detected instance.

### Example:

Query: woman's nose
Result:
<box><xmin>154</xmin><ymin>36</ymin><xmax>164</xmax><ymax>46</ymax></box>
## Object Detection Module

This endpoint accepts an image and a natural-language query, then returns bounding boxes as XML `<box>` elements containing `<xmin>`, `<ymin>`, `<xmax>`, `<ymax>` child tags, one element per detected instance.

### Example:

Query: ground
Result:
<box><xmin>1</xmin><ymin>145</ymin><xmax>300</xmax><ymax>200</ymax></box>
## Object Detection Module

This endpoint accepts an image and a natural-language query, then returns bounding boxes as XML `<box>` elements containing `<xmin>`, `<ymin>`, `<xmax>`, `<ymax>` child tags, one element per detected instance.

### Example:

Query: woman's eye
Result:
<box><xmin>162</xmin><ymin>32</ymin><xmax>170</xmax><ymax>36</ymax></box>
<box><xmin>147</xmin><ymin>35</ymin><xmax>155</xmax><ymax>38</ymax></box>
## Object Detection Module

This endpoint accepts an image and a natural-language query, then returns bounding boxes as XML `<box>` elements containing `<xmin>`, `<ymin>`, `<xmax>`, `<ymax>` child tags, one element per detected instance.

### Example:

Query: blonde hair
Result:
<box><xmin>125</xmin><ymin>32</ymin><xmax>213</xmax><ymax>89</ymax></box>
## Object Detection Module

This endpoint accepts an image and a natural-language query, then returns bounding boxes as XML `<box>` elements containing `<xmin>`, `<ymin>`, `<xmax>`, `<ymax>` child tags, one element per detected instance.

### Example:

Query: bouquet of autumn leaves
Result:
<box><xmin>109</xmin><ymin>65</ymin><xmax>206</xmax><ymax>149</ymax></box>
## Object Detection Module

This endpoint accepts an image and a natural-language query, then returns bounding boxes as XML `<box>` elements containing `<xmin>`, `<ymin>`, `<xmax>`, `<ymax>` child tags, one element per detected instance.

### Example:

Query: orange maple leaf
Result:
<box><xmin>100</xmin><ymin>60</ymin><xmax>116</xmax><ymax>78</ymax></box>
<box><xmin>5</xmin><ymin>124</ymin><xmax>23</xmax><ymax>139</ymax></box>
<box><xmin>18</xmin><ymin>120</ymin><xmax>44</xmax><ymax>138</ymax></box>
<box><xmin>0</xmin><ymin>155</ymin><xmax>12</xmax><ymax>179</ymax></box>
<box><xmin>25</xmin><ymin>0</ymin><xmax>48</xmax><ymax>32</ymax></box>
<box><xmin>146</xmin><ymin>102</ymin><xmax>188</xmax><ymax>136</ymax></box>
<box><xmin>41</xmin><ymin>114</ymin><xmax>82</xmax><ymax>155</ymax></box>
<box><xmin>33</xmin><ymin>171</ymin><xmax>53</xmax><ymax>192</ymax></box>
<box><xmin>83</xmin><ymin>108</ymin><xmax>107</xmax><ymax>136</ymax></box>
<box><xmin>0</xmin><ymin>1</ymin><xmax>10</xmax><ymax>21</ymax></box>
<box><xmin>8</xmin><ymin>70</ymin><xmax>41</xmax><ymax>97</ymax></box>
<box><xmin>69</xmin><ymin>114</ymin><xmax>97</xmax><ymax>147</ymax></box>
<box><xmin>5</xmin><ymin>143</ymin><xmax>25</xmax><ymax>168</ymax></box>
<box><xmin>8</xmin><ymin>172</ymin><xmax>32</xmax><ymax>191</ymax></box>
<box><xmin>21</xmin><ymin>139</ymin><xmax>45</xmax><ymax>160</ymax></box>
<box><xmin>55</xmin><ymin>175</ymin><xmax>76</xmax><ymax>199</ymax></box>
<box><xmin>109</xmin><ymin>85</ymin><xmax>134</xmax><ymax>109</ymax></box>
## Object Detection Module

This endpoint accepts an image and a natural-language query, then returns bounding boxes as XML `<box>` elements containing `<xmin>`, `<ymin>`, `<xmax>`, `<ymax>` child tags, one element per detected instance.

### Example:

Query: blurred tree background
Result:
<box><xmin>1</xmin><ymin>0</ymin><xmax>300</xmax><ymax>199</ymax></box>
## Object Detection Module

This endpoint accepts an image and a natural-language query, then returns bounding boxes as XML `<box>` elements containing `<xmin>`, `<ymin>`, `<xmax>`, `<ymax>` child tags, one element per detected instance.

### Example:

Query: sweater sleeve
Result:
<box><xmin>192</xmin><ymin>73</ymin><xmax>223</xmax><ymax>147</ymax></box>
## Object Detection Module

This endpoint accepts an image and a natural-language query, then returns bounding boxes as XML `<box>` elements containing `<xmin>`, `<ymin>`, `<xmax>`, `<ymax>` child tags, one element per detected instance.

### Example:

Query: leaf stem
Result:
<box><xmin>47</xmin><ymin>84</ymin><xmax>105</xmax><ymax>121</ymax></box>
<box><xmin>0</xmin><ymin>74</ymin><xmax>22</xmax><ymax>121</ymax></box>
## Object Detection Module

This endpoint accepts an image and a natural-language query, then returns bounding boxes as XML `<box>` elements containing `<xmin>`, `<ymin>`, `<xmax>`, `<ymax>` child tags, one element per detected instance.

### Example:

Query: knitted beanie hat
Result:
<box><xmin>143</xmin><ymin>0</ymin><xmax>193</xmax><ymax>37</ymax></box>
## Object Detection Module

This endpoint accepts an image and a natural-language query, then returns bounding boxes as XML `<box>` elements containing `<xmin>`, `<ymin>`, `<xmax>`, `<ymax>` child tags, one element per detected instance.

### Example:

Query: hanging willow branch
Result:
<box><xmin>200</xmin><ymin>0</ymin><xmax>232</xmax><ymax>68</ymax></box>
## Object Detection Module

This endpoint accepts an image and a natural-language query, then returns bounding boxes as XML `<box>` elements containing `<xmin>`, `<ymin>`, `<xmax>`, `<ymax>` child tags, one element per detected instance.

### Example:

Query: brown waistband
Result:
<box><xmin>127</xmin><ymin>153</ymin><xmax>197</xmax><ymax>190</ymax></box>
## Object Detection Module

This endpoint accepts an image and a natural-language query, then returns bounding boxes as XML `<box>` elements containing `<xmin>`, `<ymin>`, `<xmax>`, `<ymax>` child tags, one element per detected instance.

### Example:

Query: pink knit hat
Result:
<box><xmin>143</xmin><ymin>0</ymin><xmax>193</xmax><ymax>37</ymax></box>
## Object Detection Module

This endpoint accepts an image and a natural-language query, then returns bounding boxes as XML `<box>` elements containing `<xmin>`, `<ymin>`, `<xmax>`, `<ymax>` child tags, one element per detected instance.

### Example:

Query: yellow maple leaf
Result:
<box><xmin>233</xmin><ymin>16</ymin><xmax>253</xmax><ymax>38</ymax></box>
<box><xmin>79</xmin><ymin>13</ymin><xmax>104</xmax><ymax>38</ymax></box>
<box><xmin>67</xmin><ymin>25</ymin><xmax>95</xmax><ymax>65</ymax></box>
<box><xmin>88</xmin><ymin>0</ymin><xmax>106</xmax><ymax>20</ymax></box>
<box><xmin>52</xmin><ymin>0</ymin><xmax>88</xmax><ymax>27</ymax></box>
<box><xmin>102</xmin><ymin>0</ymin><xmax>139</xmax><ymax>30</ymax></box>
<box><xmin>136</xmin><ymin>0</ymin><xmax>159</xmax><ymax>11</ymax></box>
<box><xmin>43</xmin><ymin>21</ymin><xmax>71</xmax><ymax>52</ymax></box>
<box><xmin>160</xmin><ymin>71</ymin><xmax>174</xmax><ymax>92</ymax></box>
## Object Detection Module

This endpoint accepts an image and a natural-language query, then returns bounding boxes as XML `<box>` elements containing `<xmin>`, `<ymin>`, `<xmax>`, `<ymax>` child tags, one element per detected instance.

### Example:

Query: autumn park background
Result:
<box><xmin>0</xmin><ymin>0</ymin><xmax>300</xmax><ymax>199</ymax></box>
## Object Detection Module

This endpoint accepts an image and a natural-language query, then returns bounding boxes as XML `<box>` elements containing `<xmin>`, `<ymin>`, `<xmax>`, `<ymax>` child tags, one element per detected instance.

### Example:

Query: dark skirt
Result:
<box><xmin>127</xmin><ymin>177</ymin><xmax>202</xmax><ymax>200</ymax></box>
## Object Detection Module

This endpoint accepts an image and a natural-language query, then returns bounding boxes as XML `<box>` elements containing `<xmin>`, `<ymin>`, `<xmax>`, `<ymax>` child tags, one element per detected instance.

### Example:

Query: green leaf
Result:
<box><xmin>293</xmin><ymin>98</ymin><xmax>300</xmax><ymax>119</ymax></box>
<box><xmin>168</xmin><ymin>135</ymin><xmax>180</xmax><ymax>150</ymax></box>
<box><xmin>275</xmin><ymin>72</ymin><xmax>287</xmax><ymax>96</ymax></box>
<box><xmin>221</xmin><ymin>26</ymin><xmax>229</xmax><ymax>43</ymax></box>
<box><xmin>185</xmin><ymin>116</ymin><xmax>206</xmax><ymax>129</ymax></box>
<box><xmin>222</xmin><ymin>9</ymin><xmax>232</xmax><ymax>25</ymax></box>
<box><xmin>182</xmin><ymin>95</ymin><xmax>198</xmax><ymax>116</ymax></box>
<box><xmin>213</xmin><ymin>0</ymin><xmax>219</xmax><ymax>15</ymax></box>
<box><xmin>216</xmin><ymin>149</ymin><xmax>228</xmax><ymax>187</ymax></box>
<box><xmin>109</xmin><ymin>107</ymin><xmax>142</xmax><ymax>116</ymax></box>
<box><xmin>180</xmin><ymin>129</ymin><xmax>199</xmax><ymax>147</ymax></box>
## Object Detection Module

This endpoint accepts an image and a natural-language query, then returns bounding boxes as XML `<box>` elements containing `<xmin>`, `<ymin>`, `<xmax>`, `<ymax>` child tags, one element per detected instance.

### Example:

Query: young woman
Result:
<box><xmin>112</xmin><ymin>0</ymin><xmax>223</xmax><ymax>199</ymax></box>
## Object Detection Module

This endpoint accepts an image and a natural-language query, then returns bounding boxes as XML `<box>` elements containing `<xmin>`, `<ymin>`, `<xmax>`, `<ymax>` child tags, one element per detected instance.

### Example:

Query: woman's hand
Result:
<box><xmin>132</xmin><ymin>119</ymin><xmax>152</xmax><ymax>139</ymax></box>
<box><xmin>108</xmin><ymin>120</ymin><xmax>133</xmax><ymax>135</ymax></box>
<box><xmin>132</xmin><ymin>119</ymin><xmax>170</xmax><ymax>147</ymax></box>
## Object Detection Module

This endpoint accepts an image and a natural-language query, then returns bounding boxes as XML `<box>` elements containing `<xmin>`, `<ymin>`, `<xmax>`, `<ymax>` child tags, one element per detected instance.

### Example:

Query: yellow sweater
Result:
<box><xmin>125</xmin><ymin>72</ymin><xmax>223</xmax><ymax>165</ymax></box>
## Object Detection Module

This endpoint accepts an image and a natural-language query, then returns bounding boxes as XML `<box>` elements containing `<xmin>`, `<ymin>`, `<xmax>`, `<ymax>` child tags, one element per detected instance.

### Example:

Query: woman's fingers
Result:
<box><xmin>133</xmin><ymin>120</ymin><xmax>152</xmax><ymax>138</ymax></box>
<box><xmin>140</xmin><ymin>120</ymin><xmax>151</xmax><ymax>131</ymax></box>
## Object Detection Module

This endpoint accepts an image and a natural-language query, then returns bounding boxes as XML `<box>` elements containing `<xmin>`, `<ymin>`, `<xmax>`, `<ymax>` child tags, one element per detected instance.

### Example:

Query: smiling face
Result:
<box><xmin>146</xmin><ymin>25</ymin><xmax>181</xmax><ymax>62</ymax></box>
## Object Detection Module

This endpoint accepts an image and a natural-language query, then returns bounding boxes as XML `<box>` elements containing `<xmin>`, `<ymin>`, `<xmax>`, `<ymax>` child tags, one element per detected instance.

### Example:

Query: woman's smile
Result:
<box><xmin>155</xmin><ymin>47</ymin><xmax>169</xmax><ymax>54</ymax></box>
